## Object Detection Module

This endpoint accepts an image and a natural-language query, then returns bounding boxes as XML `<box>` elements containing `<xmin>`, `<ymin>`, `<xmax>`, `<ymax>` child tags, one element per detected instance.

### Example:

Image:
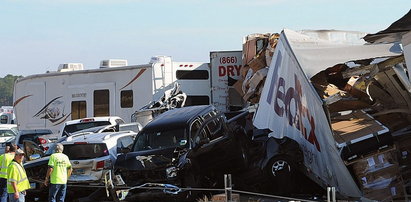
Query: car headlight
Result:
<box><xmin>166</xmin><ymin>166</ymin><xmax>177</xmax><ymax>178</ymax></box>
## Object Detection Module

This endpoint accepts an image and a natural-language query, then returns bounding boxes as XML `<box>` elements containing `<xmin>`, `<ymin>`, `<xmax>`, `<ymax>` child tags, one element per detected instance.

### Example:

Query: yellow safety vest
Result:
<box><xmin>7</xmin><ymin>161</ymin><xmax>30</xmax><ymax>193</ymax></box>
<box><xmin>0</xmin><ymin>153</ymin><xmax>14</xmax><ymax>179</ymax></box>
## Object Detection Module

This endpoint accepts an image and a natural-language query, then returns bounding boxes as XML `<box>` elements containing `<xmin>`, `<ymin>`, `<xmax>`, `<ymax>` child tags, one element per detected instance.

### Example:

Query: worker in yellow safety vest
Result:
<box><xmin>0</xmin><ymin>143</ymin><xmax>16</xmax><ymax>202</ymax></box>
<box><xmin>7</xmin><ymin>148</ymin><xmax>30</xmax><ymax>202</ymax></box>
<box><xmin>44</xmin><ymin>143</ymin><xmax>72</xmax><ymax>202</ymax></box>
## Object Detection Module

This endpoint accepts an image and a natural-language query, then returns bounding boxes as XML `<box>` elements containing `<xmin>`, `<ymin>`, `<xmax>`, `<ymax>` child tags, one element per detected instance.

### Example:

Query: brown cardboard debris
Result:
<box><xmin>248</xmin><ymin>52</ymin><xmax>267</xmax><ymax>72</ymax></box>
<box><xmin>210</xmin><ymin>193</ymin><xmax>240</xmax><ymax>202</ymax></box>
<box><xmin>240</xmin><ymin>33</ymin><xmax>279</xmax><ymax>103</ymax></box>
<box><xmin>233</xmin><ymin>78</ymin><xmax>245</xmax><ymax>96</ymax></box>
<box><xmin>243</xmin><ymin>68</ymin><xmax>268</xmax><ymax>102</ymax></box>
<box><xmin>362</xmin><ymin>178</ymin><xmax>405</xmax><ymax>201</ymax></box>
<box><xmin>351</xmin><ymin>150</ymin><xmax>397</xmax><ymax>175</ymax></box>
<box><xmin>331</xmin><ymin>110</ymin><xmax>386</xmax><ymax>145</ymax></box>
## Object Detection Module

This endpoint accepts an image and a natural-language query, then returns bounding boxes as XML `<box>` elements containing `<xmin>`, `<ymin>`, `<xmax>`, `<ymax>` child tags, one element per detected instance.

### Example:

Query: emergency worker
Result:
<box><xmin>7</xmin><ymin>148</ymin><xmax>30</xmax><ymax>202</ymax></box>
<box><xmin>44</xmin><ymin>143</ymin><xmax>72</xmax><ymax>202</ymax></box>
<box><xmin>0</xmin><ymin>143</ymin><xmax>16</xmax><ymax>202</ymax></box>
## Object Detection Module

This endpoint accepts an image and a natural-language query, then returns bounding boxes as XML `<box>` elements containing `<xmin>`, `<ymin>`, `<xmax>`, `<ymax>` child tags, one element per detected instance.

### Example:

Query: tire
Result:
<box><xmin>264</xmin><ymin>156</ymin><xmax>295</xmax><ymax>194</ymax></box>
<box><xmin>267</xmin><ymin>158</ymin><xmax>291</xmax><ymax>177</ymax></box>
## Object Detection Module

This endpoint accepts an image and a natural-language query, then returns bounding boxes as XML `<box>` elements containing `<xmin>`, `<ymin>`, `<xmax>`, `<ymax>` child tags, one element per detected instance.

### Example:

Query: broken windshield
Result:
<box><xmin>133</xmin><ymin>129</ymin><xmax>187</xmax><ymax>151</ymax></box>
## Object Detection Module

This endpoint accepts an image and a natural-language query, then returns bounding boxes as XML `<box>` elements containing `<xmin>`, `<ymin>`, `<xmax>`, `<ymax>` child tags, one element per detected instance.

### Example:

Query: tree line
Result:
<box><xmin>0</xmin><ymin>75</ymin><xmax>23</xmax><ymax>106</ymax></box>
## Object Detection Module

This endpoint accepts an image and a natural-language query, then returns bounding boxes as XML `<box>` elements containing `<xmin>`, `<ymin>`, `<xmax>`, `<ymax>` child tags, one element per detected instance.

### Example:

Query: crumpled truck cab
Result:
<box><xmin>114</xmin><ymin>105</ymin><xmax>250</xmax><ymax>201</ymax></box>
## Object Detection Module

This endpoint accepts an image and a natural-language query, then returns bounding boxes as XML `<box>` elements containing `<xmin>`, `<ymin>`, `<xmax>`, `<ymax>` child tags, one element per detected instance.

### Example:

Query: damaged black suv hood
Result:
<box><xmin>116</xmin><ymin>147</ymin><xmax>177</xmax><ymax>171</ymax></box>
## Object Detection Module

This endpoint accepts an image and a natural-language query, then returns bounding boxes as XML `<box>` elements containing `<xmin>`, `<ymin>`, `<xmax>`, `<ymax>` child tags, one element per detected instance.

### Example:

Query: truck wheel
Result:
<box><xmin>265</xmin><ymin>156</ymin><xmax>295</xmax><ymax>194</ymax></box>
<box><xmin>268</xmin><ymin>158</ymin><xmax>291</xmax><ymax>177</ymax></box>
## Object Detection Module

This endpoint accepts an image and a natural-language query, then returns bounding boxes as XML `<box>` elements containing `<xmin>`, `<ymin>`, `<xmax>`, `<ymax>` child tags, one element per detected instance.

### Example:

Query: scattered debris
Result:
<box><xmin>237</xmin><ymin>33</ymin><xmax>280</xmax><ymax>104</ymax></box>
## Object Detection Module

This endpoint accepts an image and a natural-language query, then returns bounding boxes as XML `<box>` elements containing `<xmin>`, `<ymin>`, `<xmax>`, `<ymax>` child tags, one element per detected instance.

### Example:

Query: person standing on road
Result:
<box><xmin>44</xmin><ymin>143</ymin><xmax>72</xmax><ymax>202</ymax></box>
<box><xmin>7</xmin><ymin>148</ymin><xmax>30</xmax><ymax>202</ymax></box>
<box><xmin>0</xmin><ymin>143</ymin><xmax>16</xmax><ymax>202</ymax></box>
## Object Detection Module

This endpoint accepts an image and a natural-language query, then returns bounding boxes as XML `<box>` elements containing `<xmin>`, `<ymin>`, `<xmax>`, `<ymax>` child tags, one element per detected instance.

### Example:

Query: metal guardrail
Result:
<box><xmin>30</xmin><ymin>172</ymin><xmax>335</xmax><ymax>202</ymax></box>
<box><xmin>109</xmin><ymin>174</ymin><xmax>322</xmax><ymax>202</ymax></box>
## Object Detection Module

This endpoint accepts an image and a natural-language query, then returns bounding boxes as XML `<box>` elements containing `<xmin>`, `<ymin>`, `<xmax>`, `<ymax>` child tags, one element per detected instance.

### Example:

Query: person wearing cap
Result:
<box><xmin>44</xmin><ymin>143</ymin><xmax>72</xmax><ymax>202</ymax></box>
<box><xmin>0</xmin><ymin>143</ymin><xmax>16</xmax><ymax>202</ymax></box>
<box><xmin>7</xmin><ymin>148</ymin><xmax>30</xmax><ymax>202</ymax></box>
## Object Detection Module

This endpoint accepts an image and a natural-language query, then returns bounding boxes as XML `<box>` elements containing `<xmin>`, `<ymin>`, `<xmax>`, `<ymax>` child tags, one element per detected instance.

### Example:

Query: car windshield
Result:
<box><xmin>133</xmin><ymin>129</ymin><xmax>187</xmax><ymax>151</ymax></box>
<box><xmin>0</xmin><ymin>129</ymin><xmax>17</xmax><ymax>137</ymax></box>
<box><xmin>63</xmin><ymin>143</ymin><xmax>109</xmax><ymax>160</ymax></box>
<box><xmin>63</xmin><ymin>121</ymin><xmax>112</xmax><ymax>135</ymax></box>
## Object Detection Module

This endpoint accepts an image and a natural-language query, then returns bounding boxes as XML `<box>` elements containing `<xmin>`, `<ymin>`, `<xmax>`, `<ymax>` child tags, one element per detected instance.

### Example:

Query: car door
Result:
<box><xmin>190</xmin><ymin>113</ymin><xmax>233</xmax><ymax>171</ymax></box>
<box><xmin>200</xmin><ymin>113</ymin><xmax>234</xmax><ymax>170</ymax></box>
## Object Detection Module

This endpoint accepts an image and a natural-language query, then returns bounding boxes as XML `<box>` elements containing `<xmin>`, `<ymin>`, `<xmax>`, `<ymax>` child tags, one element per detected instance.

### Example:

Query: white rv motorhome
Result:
<box><xmin>13</xmin><ymin>51</ymin><xmax>243</xmax><ymax>134</ymax></box>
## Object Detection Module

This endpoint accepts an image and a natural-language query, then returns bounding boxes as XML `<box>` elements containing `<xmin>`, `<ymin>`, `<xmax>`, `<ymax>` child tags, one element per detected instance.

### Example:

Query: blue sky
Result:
<box><xmin>0</xmin><ymin>0</ymin><xmax>410</xmax><ymax>77</ymax></box>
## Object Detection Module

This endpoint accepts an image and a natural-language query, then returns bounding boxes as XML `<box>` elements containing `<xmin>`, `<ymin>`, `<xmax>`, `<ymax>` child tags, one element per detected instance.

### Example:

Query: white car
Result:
<box><xmin>64</xmin><ymin>131</ymin><xmax>137</xmax><ymax>183</ymax></box>
<box><xmin>59</xmin><ymin>116</ymin><xmax>125</xmax><ymax>138</ymax></box>
<box><xmin>0</xmin><ymin>124</ymin><xmax>18</xmax><ymax>154</ymax></box>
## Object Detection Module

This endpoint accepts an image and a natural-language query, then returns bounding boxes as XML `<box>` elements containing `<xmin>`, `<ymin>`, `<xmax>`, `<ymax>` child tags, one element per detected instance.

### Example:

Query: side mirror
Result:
<box><xmin>199</xmin><ymin>138</ymin><xmax>210</xmax><ymax>145</ymax></box>
<box><xmin>193</xmin><ymin>138</ymin><xmax>210</xmax><ymax>150</ymax></box>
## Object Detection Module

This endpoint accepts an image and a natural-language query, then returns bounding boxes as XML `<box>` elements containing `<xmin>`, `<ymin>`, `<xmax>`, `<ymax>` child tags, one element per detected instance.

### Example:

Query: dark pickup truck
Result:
<box><xmin>113</xmin><ymin>105</ymin><xmax>251</xmax><ymax>201</ymax></box>
<box><xmin>112</xmin><ymin>105</ymin><xmax>313</xmax><ymax>201</ymax></box>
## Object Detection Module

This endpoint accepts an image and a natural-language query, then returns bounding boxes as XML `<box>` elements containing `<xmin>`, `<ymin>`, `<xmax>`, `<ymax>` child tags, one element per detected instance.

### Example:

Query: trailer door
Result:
<box><xmin>68</xmin><ymin>82</ymin><xmax>116</xmax><ymax>119</ymax></box>
<box><xmin>210</xmin><ymin>51</ymin><xmax>243</xmax><ymax>112</ymax></box>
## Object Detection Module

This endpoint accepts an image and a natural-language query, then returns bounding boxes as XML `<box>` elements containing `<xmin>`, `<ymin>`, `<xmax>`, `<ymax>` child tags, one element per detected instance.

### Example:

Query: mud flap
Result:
<box><xmin>104</xmin><ymin>170</ymin><xmax>114</xmax><ymax>197</ymax></box>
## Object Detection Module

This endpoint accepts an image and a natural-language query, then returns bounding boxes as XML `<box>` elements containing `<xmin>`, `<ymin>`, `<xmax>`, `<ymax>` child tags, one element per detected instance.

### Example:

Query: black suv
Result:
<box><xmin>114</xmin><ymin>105</ymin><xmax>249</xmax><ymax>200</ymax></box>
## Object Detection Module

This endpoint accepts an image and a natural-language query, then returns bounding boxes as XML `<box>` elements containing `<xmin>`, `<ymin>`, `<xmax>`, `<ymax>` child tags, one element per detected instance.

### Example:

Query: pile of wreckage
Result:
<box><xmin>236</xmin><ymin>10</ymin><xmax>411</xmax><ymax>201</ymax></box>
<box><xmin>234</xmin><ymin>32</ymin><xmax>280</xmax><ymax>104</ymax></box>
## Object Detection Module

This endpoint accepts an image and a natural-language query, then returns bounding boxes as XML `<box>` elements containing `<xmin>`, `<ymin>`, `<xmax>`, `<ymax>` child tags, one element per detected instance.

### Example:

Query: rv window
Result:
<box><xmin>121</xmin><ymin>90</ymin><xmax>133</xmax><ymax>108</ymax></box>
<box><xmin>71</xmin><ymin>101</ymin><xmax>87</xmax><ymax>119</ymax></box>
<box><xmin>0</xmin><ymin>115</ymin><xmax>7</xmax><ymax>124</ymax></box>
<box><xmin>94</xmin><ymin>90</ymin><xmax>109</xmax><ymax>116</ymax></box>
<box><xmin>185</xmin><ymin>96</ymin><xmax>210</xmax><ymax>106</ymax></box>
<box><xmin>176</xmin><ymin>70</ymin><xmax>209</xmax><ymax>80</ymax></box>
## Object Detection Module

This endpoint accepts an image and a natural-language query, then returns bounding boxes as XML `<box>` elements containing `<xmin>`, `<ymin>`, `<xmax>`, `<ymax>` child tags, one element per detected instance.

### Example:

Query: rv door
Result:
<box><xmin>68</xmin><ymin>82</ymin><xmax>116</xmax><ymax>119</ymax></box>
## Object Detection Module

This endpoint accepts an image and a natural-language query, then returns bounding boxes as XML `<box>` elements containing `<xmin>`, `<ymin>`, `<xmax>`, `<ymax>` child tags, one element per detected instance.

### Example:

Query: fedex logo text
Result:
<box><xmin>266</xmin><ymin>52</ymin><xmax>321</xmax><ymax>152</ymax></box>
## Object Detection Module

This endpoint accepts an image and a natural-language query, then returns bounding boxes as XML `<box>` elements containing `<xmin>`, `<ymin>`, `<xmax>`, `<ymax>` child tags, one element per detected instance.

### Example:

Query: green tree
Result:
<box><xmin>0</xmin><ymin>75</ymin><xmax>23</xmax><ymax>106</ymax></box>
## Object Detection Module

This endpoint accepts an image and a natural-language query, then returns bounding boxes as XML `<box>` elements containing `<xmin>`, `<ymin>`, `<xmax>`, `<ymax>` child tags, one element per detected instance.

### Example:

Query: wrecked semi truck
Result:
<box><xmin>13</xmin><ymin>51</ymin><xmax>244</xmax><ymax>134</ymax></box>
<box><xmin>253</xmin><ymin>29</ymin><xmax>403</xmax><ymax>199</ymax></box>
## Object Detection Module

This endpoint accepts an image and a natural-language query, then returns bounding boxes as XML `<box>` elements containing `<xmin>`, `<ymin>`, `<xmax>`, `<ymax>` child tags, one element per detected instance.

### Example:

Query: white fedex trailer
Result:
<box><xmin>254</xmin><ymin>29</ymin><xmax>400</xmax><ymax>199</ymax></box>
<box><xmin>13</xmin><ymin>51</ymin><xmax>243</xmax><ymax>134</ymax></box>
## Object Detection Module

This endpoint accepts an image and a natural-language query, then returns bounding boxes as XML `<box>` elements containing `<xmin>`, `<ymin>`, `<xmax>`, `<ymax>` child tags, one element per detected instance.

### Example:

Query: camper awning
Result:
<box><xmin>283</xmin><ymin>29</ymin><xmax>402</xmax><ymax>79</ymax></box>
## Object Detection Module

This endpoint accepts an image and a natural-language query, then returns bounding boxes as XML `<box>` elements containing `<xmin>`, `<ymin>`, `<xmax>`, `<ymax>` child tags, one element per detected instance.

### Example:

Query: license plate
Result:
<box><xmin>30</xmin><ymin>183</ymin><xmax>36</xmax><ymax>189</ymax></box>
<box><xmin>73</xmin><ymin>168</ymin><xmax>85</xmax><ymax>175</ymax></box>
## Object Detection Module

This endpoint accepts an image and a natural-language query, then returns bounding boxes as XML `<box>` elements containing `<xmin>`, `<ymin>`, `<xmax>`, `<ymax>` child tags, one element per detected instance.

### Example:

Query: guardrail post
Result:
<box><xmin>224</xmin><ymin>174</ymin><xmax>232</xmax><ymax>202</ymax></box>
<box><xmin>327</xmin><ymin>187</ymin><xmax>336</xmax><ymax>202</ymax></box>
